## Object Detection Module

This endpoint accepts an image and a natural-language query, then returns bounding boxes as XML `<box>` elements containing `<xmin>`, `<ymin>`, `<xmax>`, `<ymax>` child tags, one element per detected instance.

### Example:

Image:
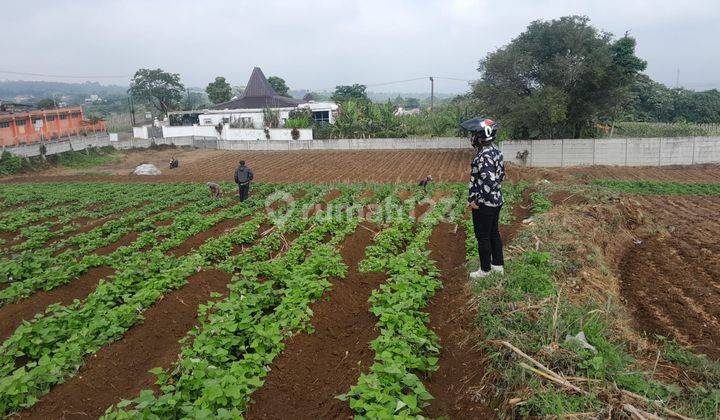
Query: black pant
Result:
<box><xmin>471</xmin><ymin>205</ymin><xmax>504</xmax><ymax>272</ymax></box>
<box><xmin>238</xmin><ymin>183</ymin><xmax>250</xmax><ymax>201</ymax></box>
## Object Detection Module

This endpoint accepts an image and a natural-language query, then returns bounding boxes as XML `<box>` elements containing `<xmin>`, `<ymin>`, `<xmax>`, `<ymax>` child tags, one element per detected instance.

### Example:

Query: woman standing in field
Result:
<box><xmin>463</xmin><ymin>118</ymin><xmax>505</xmax><ymax>279</ymax></box>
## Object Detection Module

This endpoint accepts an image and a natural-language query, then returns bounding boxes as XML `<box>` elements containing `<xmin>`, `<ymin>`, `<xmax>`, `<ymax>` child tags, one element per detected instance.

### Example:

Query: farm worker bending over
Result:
<box><xmin>206</xmin><ymin>182</ymin><xmax>222</xmax><ymax>199</ymax></box>
<box><xmin>462</xmin><ymin>117</ymin><xmax>505</xmax><ymax>279</ymax></box>
<box><xmin>234</xmin><ymin>160</ymin><xmax>254</xmax><ymax>202</ymax></box>
<box><xmin>418</xmin><ymin>175</ymin><xmax>433</xmax><ymax>192</ymax></box>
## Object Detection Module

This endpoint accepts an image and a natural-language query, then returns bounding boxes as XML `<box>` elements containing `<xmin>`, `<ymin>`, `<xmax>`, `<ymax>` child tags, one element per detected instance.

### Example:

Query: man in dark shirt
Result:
<box><xmin>234</xmin><ymin>160</ymin><xmax>254</xmax><ymax>202</ymax></box>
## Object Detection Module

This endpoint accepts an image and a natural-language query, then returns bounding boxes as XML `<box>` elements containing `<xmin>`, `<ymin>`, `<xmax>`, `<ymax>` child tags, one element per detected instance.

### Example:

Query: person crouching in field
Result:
<box><xmin>418</xmin><ymin>175</ymin><xmax>433</xmax><ymax>192</ymax></box>
<box><xmin>463</xmin><ymin>118</ymin><xmax>505</xmax><ymax>279</ymax></box>
<box><xmin>234</xmin><ymin>160</ymin><xmax>254</xmax><ymax>202</ymax></box>
<box><xmin>206</xmin><ymin>182</ymin><xmax>222</xmax><ymax>199</ymax></box>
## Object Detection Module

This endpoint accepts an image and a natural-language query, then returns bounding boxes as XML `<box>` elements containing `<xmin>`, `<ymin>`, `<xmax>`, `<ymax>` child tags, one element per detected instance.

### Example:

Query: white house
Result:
<box><xmin>197</xmin><ymin>67</ymin><xmax>337</xmax><ymax>128</ymax></box>
<box><xmin>136</xmin><ymin>67</ymin><xmax>335</xmax><ymax>141</ymax></box>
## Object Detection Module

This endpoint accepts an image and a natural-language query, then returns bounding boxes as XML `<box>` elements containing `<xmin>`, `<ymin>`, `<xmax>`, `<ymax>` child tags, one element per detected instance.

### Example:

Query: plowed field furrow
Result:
<box><xmin>0</xmin><ymin>266</ymin><xmax>115</xmax><ymax>342</ymax></box>
<box><xmin>246</xmin><ymin>222</ymin><xmax>384</xmax><ymax>419</ymax></box>
<box><xmin>621</xmin><ymin>234</ymin><xmax>720</xmax><ymax>359</ymax></box>
<box><xmin>423</xmin><ymin>222</ymin><xmax>491</xmax><ymax>418</ymax></box>
<box><xmin>20</xmin><ymin>269</ymin><xmax>232</xmax><ymax>420</ymax></box>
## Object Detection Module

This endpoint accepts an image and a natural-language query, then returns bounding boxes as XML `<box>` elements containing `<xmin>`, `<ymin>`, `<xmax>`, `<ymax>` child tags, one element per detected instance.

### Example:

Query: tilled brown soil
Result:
<box><xmin>0</xmin><ymin>266</ymin><xmax>115</xmax><ymax>342</ymax></box>
<box><xmin>246</xmin><ymin>222</ymin><xmax>385</xmax><ymax>419</ymax></box>
<box><xmin>20</xmin><ymin>269</ymin><xmax>232</xmax><ymax>420</ymax></box>
<box><xmin>568</xmin><ymin>163</ymin><xmax>720</xmax><ymax>182</ymax></box>
<box><xmin>620</xmin><ymin>196</ymin><xmax>720</xmax><ymax>359</ymax></box>
<box><xmin>3</xmin><ymin>148</ymin><xmax>717</xmax><ymax>185</ymax></box>
<box><xmin>424</xmin><ymin>223</ymin><xmax>492</xmax><ymax>418</ymax></box>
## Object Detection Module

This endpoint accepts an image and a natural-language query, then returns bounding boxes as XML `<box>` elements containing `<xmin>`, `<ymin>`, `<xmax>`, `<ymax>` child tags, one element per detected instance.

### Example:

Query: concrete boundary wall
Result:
<box><xmin>1</xmin><ymin>134</ymin><xmax>112</xmax><ymax>158</ymax></box>
<box><xmin>499</xmin><ymin>136</ymin><xmax>720</xmax><ymax>166</ymax></box>
<box><xmin>2</xmin><ymin>135</ymin><xmax>718</xmax><ymax>167</ymax></box>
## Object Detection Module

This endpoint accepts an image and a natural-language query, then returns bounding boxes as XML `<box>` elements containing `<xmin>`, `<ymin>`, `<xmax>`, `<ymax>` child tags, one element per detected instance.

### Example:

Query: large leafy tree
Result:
<box><xmin>205</xmin><ymin>76</ymin><xmax>232</xmax><ymax>104</ymax></box>
<box><xmin>473</xmin><ymin>16</ymin><xmax>646</xmax><ymax>139</ymax></box>
<box><xmin>128</xmin><ymin>68</ymin><xmax>185</xmax><ymax>116</ymax></box>
<box><xmin>331</xmin><ymin>84</ymin><xmax>368</xmax><ymax>103</ymax></box>
<box><xmin>267</xmin><ymin>76</ymin><xmax>290</xmax><ymax>97</ymax></box>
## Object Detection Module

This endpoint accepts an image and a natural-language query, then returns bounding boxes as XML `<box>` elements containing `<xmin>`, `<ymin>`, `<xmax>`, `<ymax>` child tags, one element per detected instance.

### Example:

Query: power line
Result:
<box><xmin>364</xmin><ymin>76</ymin><xmax>472</xmax><ymax>87</ymax></box>
<box><xmin>365</xmin><ymin>77</ymin><xmax>428</xmax><ymax>87</ymax></box>
<box><xmin>0</xmin><ymin>69</ymin><xmax>130</xmax><ymax>79</ymax></box>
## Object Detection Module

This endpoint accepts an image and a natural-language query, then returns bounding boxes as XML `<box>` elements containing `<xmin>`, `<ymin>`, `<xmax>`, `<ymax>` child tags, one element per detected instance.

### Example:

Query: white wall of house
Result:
<box><xmin>223</xmin><ymin>127</ymin><xmax>312</xmax><ymax>141</ymax></box>
<box><xmin>198</xmin><ymin>108</ymin><xmax>294</xmax><ymax>128</ymax></box>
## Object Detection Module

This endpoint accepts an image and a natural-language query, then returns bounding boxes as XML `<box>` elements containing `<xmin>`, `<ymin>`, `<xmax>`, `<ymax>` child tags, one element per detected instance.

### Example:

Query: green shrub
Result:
<box><xmin>0</xmin><ymin>151</ymin><xmax>23</xmax><ymax>175</ymax></box>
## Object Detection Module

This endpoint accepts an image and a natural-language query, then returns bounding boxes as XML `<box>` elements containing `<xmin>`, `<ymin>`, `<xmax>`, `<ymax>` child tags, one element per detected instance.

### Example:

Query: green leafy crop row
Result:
<box><xmin>340</xmin><ymin>192</ymin><xmax>457</xmax><ymax>418</ymax></box>
<box><xmin>0</xmin><ymin>186</ymin><xmax>283</xmax><ymax>415</ymax></box>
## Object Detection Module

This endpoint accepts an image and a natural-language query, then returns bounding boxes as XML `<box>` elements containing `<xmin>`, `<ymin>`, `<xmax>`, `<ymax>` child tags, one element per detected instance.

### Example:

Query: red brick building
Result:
<box><xmin>0</xmin><ymin>106</ymin><xmax>106</xmax><ymax>147</ymax></box>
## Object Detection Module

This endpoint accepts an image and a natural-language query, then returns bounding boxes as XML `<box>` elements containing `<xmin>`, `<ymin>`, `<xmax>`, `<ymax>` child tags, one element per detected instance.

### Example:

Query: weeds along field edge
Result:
<box><xmin>467</xmin><ymin>180</ymin><xmax>720</xmax><ymax>419</ymax></box>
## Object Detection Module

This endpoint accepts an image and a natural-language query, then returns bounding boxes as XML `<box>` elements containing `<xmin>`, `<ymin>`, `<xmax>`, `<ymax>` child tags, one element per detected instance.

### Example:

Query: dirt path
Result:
<box><xmin>0</xmin><ymin>266</ymin><xmax>115</xmax><ymax>342</ymax></box>
<box><xmin>20</xmin><ymin>269</ymin><xmax>232</xmax><ymax>420</ymax></box>
<box><xmin>245</xmin><ymin>222</ymin><xmax>385</xmax><ymax>419</ymax></box>
<box><xmin>423</xmin><ymin>222</ymin><xmax>492</xmax><ymax>418</ymax></box>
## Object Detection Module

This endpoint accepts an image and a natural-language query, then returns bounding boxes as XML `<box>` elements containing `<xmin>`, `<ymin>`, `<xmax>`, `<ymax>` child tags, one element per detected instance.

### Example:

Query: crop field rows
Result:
<box><xmin>2</xmin><ymin>169</ymin><xmax>720</xmax><ymax>419</ymax></box>
<box><xmin>0</xmin><ymin>181</ymin><xmax>527</xmax><ymax>418</ymax></box>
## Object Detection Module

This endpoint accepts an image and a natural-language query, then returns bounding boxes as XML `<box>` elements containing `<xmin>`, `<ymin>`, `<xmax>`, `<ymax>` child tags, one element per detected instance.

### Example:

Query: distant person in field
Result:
<box><xmin>463</xmin><ymin>118</ymin><xmax>505</xmax><ymax>279</ymax></box>
<box><xmin>418</xmin><ymin>175</ymin><xmax>433</xmax><ymax>192</ymax></box>
<box><xmin>206</xmin><ymin>182</ymin><xmax>222</xmax><ymax>199</ymax></box>
<box><xmin>234</xmin><ymin>160</ymin><xmax>254</xmax><ymax>202</ymax></box>
<box><xmin>169</xmin><ymin>157</ymin><xmax>179</xmax><ymax>169</ymax></box>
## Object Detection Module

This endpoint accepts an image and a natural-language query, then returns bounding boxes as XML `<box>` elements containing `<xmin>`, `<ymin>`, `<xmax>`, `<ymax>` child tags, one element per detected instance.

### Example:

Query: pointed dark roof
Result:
<box><xmin>210</xmin><ymin>67</ymin><xmax>302</xmax><ymax>110</ymax></box>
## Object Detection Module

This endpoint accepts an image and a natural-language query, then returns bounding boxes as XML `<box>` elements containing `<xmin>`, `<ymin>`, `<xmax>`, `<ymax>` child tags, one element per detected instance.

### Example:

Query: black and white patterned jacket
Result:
<box><xmin>468</xmin><ymin>144</ymin><xmax>505</xmax><ymax>207</ymax></box>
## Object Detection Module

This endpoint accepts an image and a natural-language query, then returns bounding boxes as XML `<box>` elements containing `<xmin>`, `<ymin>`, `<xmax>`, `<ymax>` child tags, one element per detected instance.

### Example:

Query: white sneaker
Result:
<box><xmin>491</xmin><ymin>265</ymin><xmax>505</xmax><ymax>274</ymax></box>
<box><xmin>469</xmin><ymin>268</ymin><xmax>490</xmax><ymax>279</ymax></box>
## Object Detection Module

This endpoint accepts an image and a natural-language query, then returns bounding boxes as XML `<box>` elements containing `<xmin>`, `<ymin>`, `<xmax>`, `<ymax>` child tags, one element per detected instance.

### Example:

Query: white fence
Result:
<box><xmin>2</xmin><ymin>135</ymin><xmax>719</xmax><ymax>167</ymax></box>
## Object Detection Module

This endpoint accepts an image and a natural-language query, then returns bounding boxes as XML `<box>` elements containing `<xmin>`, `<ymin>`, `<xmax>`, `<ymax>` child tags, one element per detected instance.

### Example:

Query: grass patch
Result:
<box><xmin>54</xmin><ymin>147</ymin><xmax>122</xmax><ymax>169</ymax></box>
<box><xmin>529</xmin><ymin>191</ymin><xmax>552</xmax><ymax>214</ymax></box>
<box><xmin>592</xmin><ymin>179</ymin><xmax>720</xmax><ymax>195</ymax></box>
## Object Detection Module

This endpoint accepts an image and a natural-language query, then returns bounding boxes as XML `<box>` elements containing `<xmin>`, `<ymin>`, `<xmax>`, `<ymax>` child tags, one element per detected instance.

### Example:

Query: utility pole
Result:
<box><xmin>429</xmin><ymin>76</ymin><xmax>434</xmax><ymax>112</ymax></box>
<box><xmin>128</xmin><ymin>95</ymin><xmax>136</xmax><ymax>126</ymax></box>
<box><xmin>676</xmin><ymin>68</ymin><xmax>680</xmax><ymax>89</ymax></box>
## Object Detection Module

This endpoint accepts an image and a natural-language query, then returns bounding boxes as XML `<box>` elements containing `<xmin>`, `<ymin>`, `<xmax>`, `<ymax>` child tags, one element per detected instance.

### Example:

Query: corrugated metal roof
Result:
<box><xmin>210</xmin><ymin>67</ymin><xmax>302</xmax><ymax>110</ymax></box>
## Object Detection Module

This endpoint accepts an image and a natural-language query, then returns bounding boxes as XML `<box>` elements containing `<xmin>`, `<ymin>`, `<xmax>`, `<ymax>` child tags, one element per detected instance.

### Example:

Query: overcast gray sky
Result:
<box><xmin>2</xmin><ymin>0</ymin><xmax>719</xmax><ymax>94</ymax></box>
